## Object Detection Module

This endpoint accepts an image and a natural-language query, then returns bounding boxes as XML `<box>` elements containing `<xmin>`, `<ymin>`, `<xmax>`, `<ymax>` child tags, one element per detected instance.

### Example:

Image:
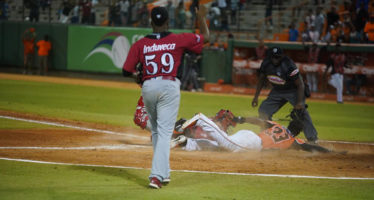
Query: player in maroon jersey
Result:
<box><xmin>122</xmin><ymin>6</ymin><xmax>209</xmax><ymax>189</ymax></box>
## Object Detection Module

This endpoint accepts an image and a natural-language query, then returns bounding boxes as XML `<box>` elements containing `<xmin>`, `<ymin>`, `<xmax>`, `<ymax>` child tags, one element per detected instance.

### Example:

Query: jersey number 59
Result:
<box><xmin>145</xmin><ymin>53</ymin><xmax>175</xmax><ymax>75</ymax></box>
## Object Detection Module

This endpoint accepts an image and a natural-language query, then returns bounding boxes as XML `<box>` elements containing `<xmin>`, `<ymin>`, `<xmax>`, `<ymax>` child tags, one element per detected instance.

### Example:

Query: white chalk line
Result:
<box><xmin>0</xmin><ymin>157</ymin><xmax>373</xmax><ymax>181</ymax></box>
<box><xmin>0</xmin><ymin>144</ymin><xmax>150</xmax><ymax>150</ymax></box>
<box><xmin>0</xmin><ymin>115</ymin><xmax>148</xmax><ymax>140</ymax></box>
<box><xmin>1</xmin><ymin>115</ymin><xmax>373</xmax><ymax>146</ymax></box>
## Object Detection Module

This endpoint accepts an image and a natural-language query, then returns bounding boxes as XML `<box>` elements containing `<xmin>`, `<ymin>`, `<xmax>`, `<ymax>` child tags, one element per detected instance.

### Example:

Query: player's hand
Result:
<box><xmin>251</xmin><ymin>98</ymin><xmax>258</xmax><ymax>107</ymax></box>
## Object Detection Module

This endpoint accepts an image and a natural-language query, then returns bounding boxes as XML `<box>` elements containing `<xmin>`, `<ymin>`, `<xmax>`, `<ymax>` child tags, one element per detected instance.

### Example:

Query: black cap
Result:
<box><xmin>270</xmin><ymin>47</ymin><xmax>283</xmax><ymax>57</ymax></box>
<box><xmin>151</xmin><ymin>6</ymin><xmax>169</xmax><ymax>26</ymax></box>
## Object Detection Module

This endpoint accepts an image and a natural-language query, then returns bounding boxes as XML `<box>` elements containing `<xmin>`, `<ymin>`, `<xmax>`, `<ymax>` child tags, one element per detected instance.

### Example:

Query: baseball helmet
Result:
<box><xmin>214</xmin><ymin>109</ymin><xmax>237</xmax><ymax>131</ymax></box>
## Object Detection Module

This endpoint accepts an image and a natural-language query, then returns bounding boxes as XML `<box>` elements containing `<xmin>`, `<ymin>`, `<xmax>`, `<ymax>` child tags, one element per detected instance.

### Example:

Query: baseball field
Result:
<box><xmin>0</xmin><ymin>72</ymin><xmax>373</xmax><ymax>200</ymax></box>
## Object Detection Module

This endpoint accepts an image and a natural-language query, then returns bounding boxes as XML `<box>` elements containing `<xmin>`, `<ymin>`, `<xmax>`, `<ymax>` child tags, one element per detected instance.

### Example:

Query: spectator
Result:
<box><xmin>138</xmin><ymin>2</ymin><xmax>148</xmax><ymax>27</ymax></box>
<box><xmin>326</xmin><ymin>6</ymin><xmax>340</xmax><ymax>28</ymax></box>
<box><xmin>208</xmin><ymin>2</ymin><xmax>221</xmax><ymax>30</ymax></box>
<box><xmin>166</xmin><ymin>0</ymin><xmax>175</xmax><ymax>28</ymax></box>
<box><xmin>321</xmin><ymin>25</ymin><xmax>333</xmax><ymax>43</ymax></box>
<box><xmin>90</xmin><ymin>0</ymin><xmax>99</xmax><ymax>25</ymax></box>
<box><xmin>254</xmin><ymin>39</ymin><xmax>268</xmax><ymax>60</ymax></box>
<box><xmin>364</xmin><ymin>15</ymin><xmax>374</xmax><ymax>43</ymax></box>
<box><xmin>175</xmin><ymin>1</ymin><xmax>185</xmax><ymax>29</ymax></box>
<box><xmin>119</xmin><ymin>0</ymin><xmax>130</xmax><ymax>26</ymax></box>
<box><xmin>265</xmin><ymin>0</ymin><xmax>273</xmax><ymax>29</ymax></box>
<box><xmin>36</xmin><ymin>35</ymin><xmax>52</xmax><ymax>75</ymax></box>
<box><xmin>305</xmin><ymin>8</ymin><xmax>316</xmax><ymax>30</ymax></box>
<box><xmin>288</xmin><ymin>22</ymin><xmax>299</xmax><ymax>41</ymax></box>
<box><xmin>81</xmin><ymin>0</ymin><xmax>92</xmax><ymax>24</ymax></box>
<box><xmin>40</xmin><ymin>0</ymin><xmax>50</xmax><ymax>11</ymax></box>
<box><xmin>230</xmin><ymin>0</ymin><xmax>239</xmax><ymax>25</ymax></box>
<box><xmin>349</xmin><ymin>26</ymin><xmax>362</xmax><ymax>43</ymax></box>
<box><xmin>356</xmin><ymin>0</ymin><xmax>369</xmax><ymax>11</ymax></box>
<box><xmin>71</xmin><ymin>3</ymin><xmax>80</xmax><ymax>24</ymax></box>
<box><xmin>22</xmin><ymin>28</ymin><xmax>36</xmax><ymax>74</ymax></box>
<box><xmin>108</xmin><ymin>1</ymin><xmax>121</xmax><ymax>26</ymax></box>
<box><xmin>314</xmin><ymin>6</ymin><xmax>325</xmax><ymax>35</ymax></box>
<box><xmin>131</xmin><ymin>0</ymin><xmax>142</xmax><ymax>26</ymax></box>
<box><xmin>308</xmin><ymin>24</ymin><xmax>320</xmax><ymax>43</ymax></box>
<box><xmin>189</xmin><ymin>0</ymin><xmax>199</xmax><ymax>28</ymax></box>
<box><xmin>0</xmin><ymin>0</ymin><xmax>9</xmax><ymax>20</ymax></box>
<box><xmin>29</xmin><ymin>0</ymin><xmax>40</xmax><ymax>22</ymax></box>
<box><xmin>324</xmin><ymin>43</ymin><xmax>349</xmax><ymax>104</ymax></box>
<box><xmin>60</xmin><ymin>0</ymin><xmax>73</xmax><ymax>24</ymax></box>
<box><xmin>355</xmin><ymin>2</ymin><xmax>369</xmax><ymax>33</ymax></box>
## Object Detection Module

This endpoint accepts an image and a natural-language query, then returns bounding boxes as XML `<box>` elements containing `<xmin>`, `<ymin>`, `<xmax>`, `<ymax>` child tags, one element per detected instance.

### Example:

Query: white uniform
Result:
<box><xmin>182</xmin><ymin>113</ymin><xmax>262</xmax><ymax>152</ymax></box>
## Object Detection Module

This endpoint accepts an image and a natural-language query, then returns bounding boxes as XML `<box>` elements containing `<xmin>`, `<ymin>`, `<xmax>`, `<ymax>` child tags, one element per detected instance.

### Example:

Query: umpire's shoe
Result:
<box><xmin>149</xmin><ymin>177</ymin><xmax>162</xmax><ymax>189</ymax></box>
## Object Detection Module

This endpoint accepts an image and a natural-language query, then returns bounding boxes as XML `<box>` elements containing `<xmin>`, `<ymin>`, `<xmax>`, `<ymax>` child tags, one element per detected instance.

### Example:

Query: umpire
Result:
<box><xmin>251</xmin><ymin>47</ymin><xmax>318</xmax><ymax>144</ymax></box>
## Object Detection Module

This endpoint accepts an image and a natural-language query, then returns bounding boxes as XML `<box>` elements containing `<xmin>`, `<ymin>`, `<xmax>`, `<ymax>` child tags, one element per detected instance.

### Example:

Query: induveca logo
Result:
<box><xmin>84</xmin><ymin>32</ymin><xmax>131</xmax><ymax>69</ymax></box>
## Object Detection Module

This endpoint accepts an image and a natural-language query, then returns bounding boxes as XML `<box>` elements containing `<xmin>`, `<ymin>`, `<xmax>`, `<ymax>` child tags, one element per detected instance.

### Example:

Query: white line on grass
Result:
<box><xmin>0</xmin><ymin>157</ymin><xmax>373</xmax><ymax>181</ymax></box>
<box><xmin>0</xmin><ymin>115</ymin><xmax>148</xmax><ymax>140</ymax></box>
<box><xmin>0</xmin><ymin>145</ymin><xmax>150</xmax><ymax>150</ymax></box>
<box><xmin>1</xmin><ymin>115</ymin><xmax>373</xmax><ymax>146</ymax></box>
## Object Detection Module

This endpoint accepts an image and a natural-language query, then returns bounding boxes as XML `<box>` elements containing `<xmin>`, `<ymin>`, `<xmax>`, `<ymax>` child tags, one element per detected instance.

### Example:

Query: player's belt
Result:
<box><xmin>145</xmin><ymin>76</ymin><xmax>176</xmax><ymax>81</ymax></box>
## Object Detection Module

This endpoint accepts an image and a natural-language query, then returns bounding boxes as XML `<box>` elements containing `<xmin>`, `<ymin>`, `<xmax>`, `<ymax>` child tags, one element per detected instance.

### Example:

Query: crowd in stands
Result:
<box><xmin>286</xmin><ymin>0</ymin><xmax>374</xmax><ymax>44</ymax></box>
<box><xmin>1</xmin><ymin>0</ymin><xmax>374</xmax><ymax>45</ymax></box>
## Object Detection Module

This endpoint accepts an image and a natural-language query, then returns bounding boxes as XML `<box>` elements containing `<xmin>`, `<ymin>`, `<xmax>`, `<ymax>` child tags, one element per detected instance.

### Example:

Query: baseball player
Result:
<box><xmin>122</xmin><ymin>6</ymin><xmax>209</xmax><ymax>189</ymax></box>
<box><xmin>251</xmin><ymin>46</ymin><xmax>319</xmax><ymax>144</ymax></box>
<box><xmin>324</xmin><ymin>43</ymin><xmax>349</xmax><ymax>104</ymax></box>
<box><xmin>171</xmin><ymin>110</ymin><xmax>332</xmax><ymax>153</ymax></box>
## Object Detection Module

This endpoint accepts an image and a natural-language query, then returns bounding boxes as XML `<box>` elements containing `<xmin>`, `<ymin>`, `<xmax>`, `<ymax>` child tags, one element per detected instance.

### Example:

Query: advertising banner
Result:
<box><xmin>67</xmin><ymin>26</ymin><xmax>187</xmax><ymax>73</ymax></box>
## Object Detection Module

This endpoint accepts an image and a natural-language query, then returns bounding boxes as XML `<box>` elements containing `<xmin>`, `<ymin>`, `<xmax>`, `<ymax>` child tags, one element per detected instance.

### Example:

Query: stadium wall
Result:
<box><xmin>0</xmin><ymin>21</ymin><xmax>68</xmax><ymax>70</ymax></box>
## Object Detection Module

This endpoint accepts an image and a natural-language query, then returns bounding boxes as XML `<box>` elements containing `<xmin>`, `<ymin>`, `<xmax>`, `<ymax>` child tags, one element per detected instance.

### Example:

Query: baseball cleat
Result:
<box><xmin>149</xmin><ymin>177</ymin><xmax>162</xmax><ymax>189</ymax></box>
<box><xmin>162</xmin><ymin>177</ymin><xmax>170</xmax><ymax>185</ymax></box>
<box><xmin>170</xmin><ymin>135</ymin><xmax>187</xmax><ymax>148</ymax></box>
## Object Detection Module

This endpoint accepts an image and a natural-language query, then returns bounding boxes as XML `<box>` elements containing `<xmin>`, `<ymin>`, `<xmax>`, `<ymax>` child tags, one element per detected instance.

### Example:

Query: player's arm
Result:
<box><xmin>196</xmin><ymin>5</ymin><xmax>210</xmax><ymax>43</ymax></box>
<box><xmin>252</xmin><ymin>72</ymin><xmax>266</xmax><ymax>107</ymax></box>
<box><xmin>294</xmin><ymin>75</ymin><xmax>305</xmax><ymax>110</ymax></box>
<box><xmin>122</xmin><ymin>44</ymin><xmax>140</xmax><ymax>77</ymax></box>
<box><xmin>234</xmin><ymin>116</ymin><xmax>271</xmax><ymax>130</ymax></box>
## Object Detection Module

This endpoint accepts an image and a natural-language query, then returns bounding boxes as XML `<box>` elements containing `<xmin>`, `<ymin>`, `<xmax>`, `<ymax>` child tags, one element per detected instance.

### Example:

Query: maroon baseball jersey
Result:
<box><xmin>123</xmin><ymin>32</ymin><xmax>204</xmax><ymax>81</ymax></box>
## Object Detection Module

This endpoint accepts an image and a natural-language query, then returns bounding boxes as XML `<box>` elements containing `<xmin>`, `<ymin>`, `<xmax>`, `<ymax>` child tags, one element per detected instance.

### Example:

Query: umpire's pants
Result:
<box><xmin>258</xmin><ymin>89</ymin><xmax>318</xmax><ymax>142</ymax></box>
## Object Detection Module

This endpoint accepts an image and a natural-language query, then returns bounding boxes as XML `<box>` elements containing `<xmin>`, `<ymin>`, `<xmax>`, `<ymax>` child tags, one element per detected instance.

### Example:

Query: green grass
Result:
<box><xmin>0</xmin><ymin>160</ymin><xmax>373</xmax><ymax>200</ymax></box>
<box><xmin>0</xmin><ymin>79</ymin><xmax>373</xmax><ymax>142</ymax></box>
<box><xmin>0</xmin><ymin>78</ymin><xmax>374</xmax><ymax>199</ymax></box>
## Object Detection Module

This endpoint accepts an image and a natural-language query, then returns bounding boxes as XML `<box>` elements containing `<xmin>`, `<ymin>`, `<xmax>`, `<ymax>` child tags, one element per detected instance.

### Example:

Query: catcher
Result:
<box><xmin>171</xmin><ymin>109</ymin><xmax>333</xmax><ymax>153</ymax></box>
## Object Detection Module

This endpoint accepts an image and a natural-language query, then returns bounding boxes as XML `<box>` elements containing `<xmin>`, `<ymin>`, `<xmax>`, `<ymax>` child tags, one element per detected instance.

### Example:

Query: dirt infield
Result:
<box><xmin>0</xmin><ymin>110</ymin><xmax>374</xmax><ymax>178</ymax></box>
<box><xmin>0</xmin><ymin>73</ymin><xmax>374</xmax><ymax>179</ymax></box>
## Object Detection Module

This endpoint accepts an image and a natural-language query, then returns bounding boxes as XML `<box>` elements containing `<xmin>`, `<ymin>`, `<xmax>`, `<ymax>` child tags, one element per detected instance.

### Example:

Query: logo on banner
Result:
<box><xmin>84</xmin><ymin>32</ymin><xmax>131</xmax><ymax>69</ymax></box>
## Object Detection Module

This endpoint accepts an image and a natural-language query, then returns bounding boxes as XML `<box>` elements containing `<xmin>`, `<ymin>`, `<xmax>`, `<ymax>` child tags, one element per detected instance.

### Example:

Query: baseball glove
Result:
<box><xmin>134</xmin><ymin>63</ymin><xmax>143</xmax><ymax>84</ymax></box>
<box><xmin>290</xmin><ymin>108</ymin><xmax>305</xmax><ymax>122</ymax></box>
<box><xmin>287</xmin><ymin>109</ymin><xmax>305</xmax><ymax>137</ymax></box>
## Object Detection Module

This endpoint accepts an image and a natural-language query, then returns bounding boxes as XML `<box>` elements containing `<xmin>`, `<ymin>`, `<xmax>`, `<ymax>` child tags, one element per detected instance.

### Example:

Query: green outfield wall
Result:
<box><xmin>0</xmin><ymin>21</ymin><xmax>68</xmax><ymax>70</ymax></box>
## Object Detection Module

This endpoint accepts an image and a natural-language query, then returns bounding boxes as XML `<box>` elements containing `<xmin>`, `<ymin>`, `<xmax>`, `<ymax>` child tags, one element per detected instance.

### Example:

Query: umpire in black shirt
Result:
<box><xmin>251</xmin><ymin>47</ymin><xmax>318</xmax><ymax>143</ymax></box>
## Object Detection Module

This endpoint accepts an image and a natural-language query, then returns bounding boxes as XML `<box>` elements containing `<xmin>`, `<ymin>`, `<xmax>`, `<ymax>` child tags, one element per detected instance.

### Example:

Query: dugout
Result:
<box><xmin>208</xmin><ymin>39</ymin><xmax>374</xmax><ymax>99</ymax></box>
